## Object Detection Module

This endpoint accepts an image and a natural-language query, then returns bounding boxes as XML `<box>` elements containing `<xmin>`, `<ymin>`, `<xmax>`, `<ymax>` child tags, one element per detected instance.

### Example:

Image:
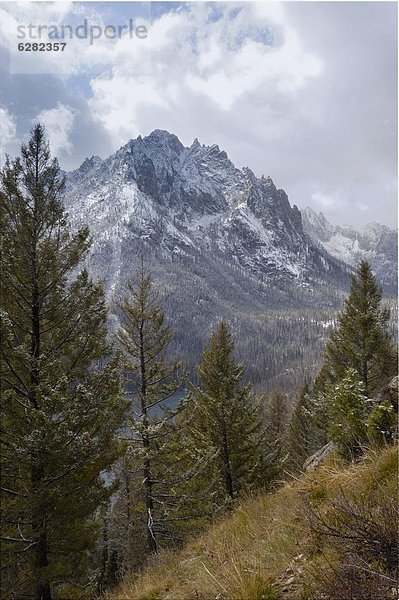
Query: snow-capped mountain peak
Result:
<box><xmin>302</xmin><ymin>207</ymin><xmax>397</xmax><ymax>288</ymax></box>
<box><xmin>64</xmin><ymin>131</ymin><xmax>349</xmax><ymax>296</ymax></box>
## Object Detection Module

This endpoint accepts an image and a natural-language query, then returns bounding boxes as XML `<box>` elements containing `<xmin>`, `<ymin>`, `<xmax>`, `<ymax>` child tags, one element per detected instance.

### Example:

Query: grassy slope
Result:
<box><xmin>107</xmin><ymin>447</ymin><xmax>398</xmax><ymax>600</ymax></box>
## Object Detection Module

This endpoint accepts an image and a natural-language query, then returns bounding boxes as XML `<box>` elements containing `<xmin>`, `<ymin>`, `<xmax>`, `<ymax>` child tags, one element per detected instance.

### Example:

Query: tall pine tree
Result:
<box><xmin>189</xmin><ymin>322</ymin><xmax>261</xmax><ymax>503</ymax></box>
<box><xmin>0</xmin><ymin>125</ymin><xmax>127</xmax><ymax>599</ymax></box>
<box><xmin>286</xmin><ymin>384</ymin><xmax>313</xmax><ymax>470</ymax></box>
<box><xmin>286</xmin><ymin>383</ymin><xmax>329</xmax><ymax>471</ymax></box>
<box><xmin>319</xmin><ymin>260</ymin><xmax>396</xmax><ymax>396</ymax></box>
<box><xmin>116</xmin><ymin>264</ymin><xmax>185</xmax><ymax>556</ymax></box>
<box><xmin>262</xmin><ymin>389</ymin><xmax>288</xmax><ymax>486</ymax></box>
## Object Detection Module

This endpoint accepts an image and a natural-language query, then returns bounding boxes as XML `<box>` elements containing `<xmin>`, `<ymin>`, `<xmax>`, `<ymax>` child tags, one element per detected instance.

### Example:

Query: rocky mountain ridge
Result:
<box><xmin>64</xmin><ymin>129</ymin><xmax>346</xmax><ymax>293</ymax></box>
<box><xmin>302</xmin><ymin>207</ymin><xmax>397</xmax><ymax>289</ymax></box>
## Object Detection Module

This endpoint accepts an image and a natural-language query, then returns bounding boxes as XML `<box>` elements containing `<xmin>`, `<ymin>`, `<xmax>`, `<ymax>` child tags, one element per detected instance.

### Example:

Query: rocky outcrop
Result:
<box><xmin>303</xmin><ymin>441</ymin><xmax>336</xmax><ymax>472</ymax></box>
<box><xmin>274</xmin><ymin>553</ymin><xmax>307</xmax><ymax>599</ymax></box>
<box><xmin>373</xmin><ymin>376</ymin><xmax>399</xmax><ymax>414</ymax></box>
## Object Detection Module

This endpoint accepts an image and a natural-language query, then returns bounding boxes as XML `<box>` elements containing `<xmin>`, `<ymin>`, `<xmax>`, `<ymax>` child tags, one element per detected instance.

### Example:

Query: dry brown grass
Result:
<box><xmin>106</xmin><ymin>446</ymin><xmax>398</xmax><ymax>600</ymax></box>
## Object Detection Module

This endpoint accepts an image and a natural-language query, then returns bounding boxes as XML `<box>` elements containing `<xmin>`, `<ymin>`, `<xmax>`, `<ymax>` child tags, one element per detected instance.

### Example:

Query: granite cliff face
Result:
<box><xmin>65</xmin><ymin>129</ymin><xmax>345</xmax><ymax>293</ymax></box>
<box><xmin>302</xmin><ymin>207</ymin><xmax>397</xmax><ymax>289</ymax></box>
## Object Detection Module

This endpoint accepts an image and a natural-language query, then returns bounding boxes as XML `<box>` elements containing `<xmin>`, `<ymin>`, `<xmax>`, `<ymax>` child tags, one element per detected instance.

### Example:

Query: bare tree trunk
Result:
<box><xmin>143</xmin><ymin>451</ymin><xmax>157</xmax><ymax>553</ymax></box>
<box><xmin>140</xmin><ymin>318</ymin><xmax>157</xmax><ymax>554</ymax></box>
<box><xmin>221</xmin><ymin>429</ymin><xmax>234</xmax><ymax>499</ymax></box>
<box><xmin>34</xmin><ymin>522</ymin><xmax>51</xmax><ymax>600</ymax></box>
<box><xmin>124</xmin><ymin>469</ymin><xmax>133</xmax><ymax>562</ymax></box>
<box><xmin>30</xmin><ymin>197</ymin><xmax>51</xmax><ymax>599</ymax></box>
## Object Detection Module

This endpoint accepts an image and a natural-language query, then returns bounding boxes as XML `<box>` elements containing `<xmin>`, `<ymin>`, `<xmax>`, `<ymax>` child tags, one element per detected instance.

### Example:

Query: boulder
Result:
<box><xmin>303</xmin><ymin>441</ymin><xmax>336</xmax><ymax>472</ymax></box>
<box><xmin>374</xmin><ymin>376</ymin><xmax>398</xmax><ymax>412</ymax></box>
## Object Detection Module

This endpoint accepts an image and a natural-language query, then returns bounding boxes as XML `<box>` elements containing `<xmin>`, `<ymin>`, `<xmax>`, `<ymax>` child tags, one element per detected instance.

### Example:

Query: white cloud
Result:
<box><xmin>0</xmin><ymin>2</ymin><xmax>396</xmax><ymax>226</ymax></box>
<box><xmin>2</xmin><ymin>1</ymin><xmax>72</xmax><ymax>24</ymax></box>
<box><xmin>0</xmin><ymin>107</ymin><xmax>16</xmax><ymax>165</ymax></box>
<box><xmin>36</xmin><ymin>104</ymin><xmax>77</xmax><ymax>157</ymax></box>
<box><xmin>88</xmin><ymin>2</ymin><xmax>323</xmax><ymax>146</ymax></box>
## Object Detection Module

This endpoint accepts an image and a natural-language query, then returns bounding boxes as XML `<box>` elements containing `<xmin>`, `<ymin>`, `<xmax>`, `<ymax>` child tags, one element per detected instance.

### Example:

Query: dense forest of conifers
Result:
<box><xmin>1</xmin><ymin>126</ymin><xmax>397</xmax><ymax>599</ymax></box>
<box><xmin>100</xmin><ymin>235</ymin><xmax>351</xmax><ymax>396</ymax></box>
<box><xmin>101</xmin><ymin>238</ymin><xmax>397</xmax><ymax>395</ymax></box>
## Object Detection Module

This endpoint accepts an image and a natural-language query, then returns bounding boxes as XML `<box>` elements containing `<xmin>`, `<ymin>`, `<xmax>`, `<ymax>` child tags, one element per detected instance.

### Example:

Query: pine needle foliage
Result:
<box><xmin>261</xmin><ymin>389</ymin><xmax>288</xmax><ymax>486</ymax></box>
<box><xmin>116</xmin><ymin>264</ymin><xmax>186</xmax><ymax>556</ymax></box>
<box><xmin>286</xmin><ymin>384</ymin><xmax>314</xmax><ymax>470</ymax></box>
<box><xmin>327</xmin><ymin>368</ymin><xmax>368</xmax><ymax>458</ymax></box>
<box><xmin>0</xmin><ymin>125</ymin><xmax>127</xmax><ymax>599</ymax></box>
<box><xmin>189</xmin><ymin>321</ymin><xmax>262</xmax><ymax>503</ymax></box>
<box><xmin>319</xmin><ymin>260</ymin><xmax>397</xmax><ymax>396</ymax></box>
<box><xmin>366</xmin><ymin>400</ymin><xmax>396</xmax><ymax>448</ymax></box>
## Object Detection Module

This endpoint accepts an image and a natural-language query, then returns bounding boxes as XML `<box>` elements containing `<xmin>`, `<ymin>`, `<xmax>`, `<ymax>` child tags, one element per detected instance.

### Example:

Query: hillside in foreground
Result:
<box><xmin>106</xmin><ymin>446</ymin><xmax>398</xmax><ymax>600</ymax></box>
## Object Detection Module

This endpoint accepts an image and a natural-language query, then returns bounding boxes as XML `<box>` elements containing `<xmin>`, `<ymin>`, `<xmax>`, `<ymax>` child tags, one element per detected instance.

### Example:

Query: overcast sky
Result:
<box><xmin>0</xmin><ymin>1</ymin><xmax>397</xmax><ymax>226</ymax></box>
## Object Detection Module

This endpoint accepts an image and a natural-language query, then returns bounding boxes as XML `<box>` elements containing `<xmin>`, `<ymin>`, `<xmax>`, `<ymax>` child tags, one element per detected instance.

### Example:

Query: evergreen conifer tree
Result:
<box><xmin>286</xmin><ymin>384</ymin><xmax>313</xmax><ymax>470</ymax></box>
<box><xmin>320</xmin><ymin>260</ymin><xmax>396</xmax><ymax>396</ymax></box>
<box><xmin>327</xmin><ymin>368</ymin><xmax>368</xmax><ymax>458</ymax></box>
<box><xmin>366</xmin><ymin>401</ymin><xmax>396</xmax><ymax>448</ymax></box>
<box><xmin>116</xmin><ymin>264</ymin><xmax>185</xmax><ymax>556</ymax></box>
<box><xmin>262</xmin><ymin>389</ymin><xmax>288</xmax><ymax>485</ymax></box>
<box><xmin>189</xmin><ymin>322</ymin><xmax>261</xmax><ymax>503</ymax></box>
<box><xmin>286</xmin><ymin>383</ymin><xmax>330</xmax><ymax>470</ymax></box>
<box><xmin>0</xmin><ymin>125</ymin><xmax>127</xmax><ymax>599</ymax></box>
